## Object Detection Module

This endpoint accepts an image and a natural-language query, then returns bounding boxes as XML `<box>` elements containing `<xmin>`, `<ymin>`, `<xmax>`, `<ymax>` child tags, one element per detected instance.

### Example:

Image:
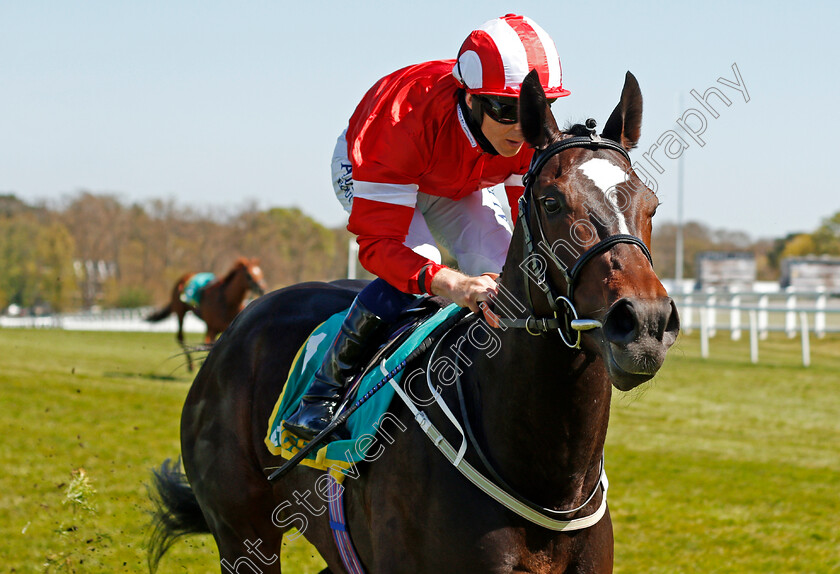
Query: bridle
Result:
<box><xmin>496</xmin><ymin>119</ymin><xmax>653</xmax><ymax>348</ymax></box>
<box><xmin>244</xmin><ymin>265</ymin><xmax>265</xmax><ymax>296</ymax></box>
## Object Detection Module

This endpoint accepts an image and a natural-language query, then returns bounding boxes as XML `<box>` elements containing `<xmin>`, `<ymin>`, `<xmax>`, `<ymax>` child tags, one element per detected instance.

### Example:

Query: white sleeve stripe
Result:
<box><xmin>353</xmin><ymin>180</ymin><xmax>419</xmax><ymax>208</ymax></box>
<box><xmin>504</xmin><ymin>174</ymin><xmax>524</xmax><ymax>187</ymax></box>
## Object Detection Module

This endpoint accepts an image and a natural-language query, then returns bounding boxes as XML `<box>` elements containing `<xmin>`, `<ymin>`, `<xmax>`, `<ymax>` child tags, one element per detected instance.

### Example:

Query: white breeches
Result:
<box><xmin>331</xmin><ymin>129</ymin><xmax>512</xmax><ymax>276</ymax></box>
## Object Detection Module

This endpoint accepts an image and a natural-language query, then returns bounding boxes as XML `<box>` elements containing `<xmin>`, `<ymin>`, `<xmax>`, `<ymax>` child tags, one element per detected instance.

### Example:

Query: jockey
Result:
<box><xmin>284</xmin><ymin>14</ymin><xmax>570</xmax><ymax>440</ymax></box>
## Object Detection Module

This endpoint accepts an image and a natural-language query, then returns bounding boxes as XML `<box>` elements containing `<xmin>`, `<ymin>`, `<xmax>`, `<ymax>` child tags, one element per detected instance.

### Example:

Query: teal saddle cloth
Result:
<box><xmin>265</xmin><ymin>302</ymin><xmax>462</xmax><ymax>482</ymax></box>
<box><xmin>181</xmin><ymin>272</ymin><xmax>215</xmax><ymax>307</ymax></box>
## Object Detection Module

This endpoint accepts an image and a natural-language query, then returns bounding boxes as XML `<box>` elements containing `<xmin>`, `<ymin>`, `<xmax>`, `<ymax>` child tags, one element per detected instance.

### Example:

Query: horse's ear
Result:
<box><xmin>520</xmin><ymin>69</ymin><xmax>559</xmax><ymax>148</ymax></box>
<box><xmin>601</xmin><ymin>71</ymin><xmax>643</xmax><ymax>150</ymax></box>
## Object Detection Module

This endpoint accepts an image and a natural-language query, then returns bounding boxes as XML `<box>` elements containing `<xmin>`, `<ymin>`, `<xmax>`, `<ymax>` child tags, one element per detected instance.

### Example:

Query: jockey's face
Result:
<box><xmin>466</xmin><ymin>93</ymin><xmax>525</xmax><ymax>157</ymax></box>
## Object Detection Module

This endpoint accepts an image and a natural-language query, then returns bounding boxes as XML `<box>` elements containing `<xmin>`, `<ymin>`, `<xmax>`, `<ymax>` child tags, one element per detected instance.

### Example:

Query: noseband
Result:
<box><xmin>243</xmin><ymin>266</ymin><xmax>265</xmax><ymax>295</ymax></box>
<box><xmin>497</xmin><ymin>119</ymin><xmax>653</xmax><ymax>348</ymax></box>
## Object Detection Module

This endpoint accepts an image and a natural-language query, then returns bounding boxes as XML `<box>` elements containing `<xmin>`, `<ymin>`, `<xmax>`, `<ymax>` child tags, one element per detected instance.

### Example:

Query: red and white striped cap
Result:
<box><xmin>452</xmin><ymin>14</ymin><xmax>570</xmax><ymax>99</ymax></box>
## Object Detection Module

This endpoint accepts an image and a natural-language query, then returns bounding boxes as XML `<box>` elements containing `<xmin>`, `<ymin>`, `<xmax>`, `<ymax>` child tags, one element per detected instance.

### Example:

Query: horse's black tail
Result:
<box><xmin>147</xmin><ymin>458</ymin><xmax>210</xmax><ymax>574</ymax></box>
<box><xmin>146</xmin><ymin>304</ymin><xmax>172</xmax><ymax>323</ymax></box>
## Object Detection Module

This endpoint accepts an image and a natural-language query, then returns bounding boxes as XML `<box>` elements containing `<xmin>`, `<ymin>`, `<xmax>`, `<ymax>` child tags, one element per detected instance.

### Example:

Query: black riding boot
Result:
<box><xmin>283</xmin><ymin>298</ymin><xmax>387</xmax><ymax>441</ymax></box>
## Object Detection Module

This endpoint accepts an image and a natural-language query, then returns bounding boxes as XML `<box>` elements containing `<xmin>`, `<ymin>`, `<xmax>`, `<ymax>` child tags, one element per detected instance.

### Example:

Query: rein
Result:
<box><xmin>450</xmin><ymin>324</ymin><xmax>605</xmax><ymax>519</ymax></box>
<box><xmin>495</xmin><ymin>120</ymin><xmax>653</xmax><ymax>348</ymax></box>
<box><xmin>389</xmin><ymin>320</ymin><xmax>609</xmax><ymax>531</ymax></box>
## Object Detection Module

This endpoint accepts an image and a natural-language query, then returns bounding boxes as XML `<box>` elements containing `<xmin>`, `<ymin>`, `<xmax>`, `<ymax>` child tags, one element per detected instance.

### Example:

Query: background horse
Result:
<box><xmin>148</xmin><ymin>71</ymin><xmax>679</xmax><ymax>573</ymax></box>
<box><xmin>146</xmin><ymin>256</ymin><xmax>267</xmax><ymax>371</ymax></box>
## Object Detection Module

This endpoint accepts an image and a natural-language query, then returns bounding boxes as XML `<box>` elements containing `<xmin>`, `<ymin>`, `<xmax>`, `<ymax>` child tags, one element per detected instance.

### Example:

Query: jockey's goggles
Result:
<box><xmin>475</xmin><ymin>95</ymin><xmax>519</xmax><ymax>124</ymax></box>
<box><xmin>476</xmin><ymin>95</ymin><xmax>558</xmax><ymax>125</ymax></box>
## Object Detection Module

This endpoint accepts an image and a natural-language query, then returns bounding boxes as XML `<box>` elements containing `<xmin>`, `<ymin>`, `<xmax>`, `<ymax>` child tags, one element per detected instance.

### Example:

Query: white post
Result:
<box><xmin>347</xmin><ymin>239</ymin><xmax>359</xmax><ymax>280</ymax></box>
<box><xmin>785</xmin><ymin>293</ymin><xmax>797</xmax><ymax>339</ymax></box>
<box><xmin>749</xmin><ymin>310</ymin><xmax>759</xmax><ymax>364</ymax></box>
<box><xmin>730</xmin><ymin>294</ymin><xmax>741</xmax><ymax>341</ymax></box>
<box><xmin>758</xmin><ymin>295</ymin><xmax>769</xmax><ymax>340</ymax></box>
<box><xmin>815</xmin><ymin>292</ymin><xmax>827</xmax><ymax>339</ymax></box>
<box><xmin>800</xmin><ymin>311</ymin><xmax>810</xmax><ymax>367</ymax></box>
<box><xmin>707</xmin><ymin>294</ymin><xmax>717</xmax><ymax>338</ymax></box>
<box><xmin>700</xmin><ymin>304</ymin><xmax>709</xmax><ymax>359</ymax></box>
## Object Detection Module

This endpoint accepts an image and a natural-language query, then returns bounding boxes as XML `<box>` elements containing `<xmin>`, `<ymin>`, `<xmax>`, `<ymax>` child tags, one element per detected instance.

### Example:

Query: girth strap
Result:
<box><xmin>328</xmin><ymin>477</ymin><xmax>366</xmax><ymax>574</ymax></box>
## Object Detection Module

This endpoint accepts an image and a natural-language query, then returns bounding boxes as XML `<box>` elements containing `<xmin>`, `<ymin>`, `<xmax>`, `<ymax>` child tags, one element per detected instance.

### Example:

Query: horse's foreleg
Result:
<box><xmin>214</xmin><ymin>524</ymin><xmax>284</xmax><ymax>574</ymax></box>
<box><xmin>184</xmin><ymin>350</ymin><xmax>194</xmax><ymax>373</ymax></box>
<box><xmin>569</xmin><ymin>509</ymin><xmax>614</xmax><ymax>573</ymax></box>
<box><xmin>177</xmin><ymin>312</ymin><xmax>194</xmax><ymax>372</ymax></box>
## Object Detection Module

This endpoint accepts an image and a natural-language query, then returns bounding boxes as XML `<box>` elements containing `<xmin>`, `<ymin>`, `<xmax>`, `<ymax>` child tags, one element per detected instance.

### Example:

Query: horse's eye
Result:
<box><xmin>542</xmin><ymin>196</ymin><xmax>563</xmax><ymax>214</ymax></box>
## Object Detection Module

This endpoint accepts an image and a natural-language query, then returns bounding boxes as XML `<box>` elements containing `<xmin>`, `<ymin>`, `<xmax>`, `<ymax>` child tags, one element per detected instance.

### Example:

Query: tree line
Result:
<box><xmin>649</xmin><ymin>210</ymin><xmax>840</xmax><ymax>281</ymax></box>
<box><xmin>0</xmin><ymin>193</ymin><xmax>356</xmax><ymax>312</ymax></box>
<box><xmin>768</xmin><ymin>211</ymin><xmax>840</xmax><ymax>263</ymax></box>
<box><xmin>1</xmin><ymin>192</ymin><xmax>837</xmax><ymax>313</ymax></box>
<box><xmin>651</xmin><ymin>221</ymin><xmax>774</xmax><ymax>280</ymax></box>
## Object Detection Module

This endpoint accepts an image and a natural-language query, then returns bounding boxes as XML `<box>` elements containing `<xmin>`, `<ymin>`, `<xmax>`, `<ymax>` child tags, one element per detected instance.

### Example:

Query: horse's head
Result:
<box><xmin>236</xmin><ymin>257</ymin><xmax>268</xmax><ymax>296</ymax></box>
<box><xmin>511</xmin><ymin>70</ymin><xmax>679</xmax><ymax>391</ymax></box>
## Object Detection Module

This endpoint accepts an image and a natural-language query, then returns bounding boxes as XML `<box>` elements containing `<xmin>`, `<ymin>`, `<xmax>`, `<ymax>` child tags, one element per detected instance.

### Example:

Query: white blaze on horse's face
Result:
<box><xmin>578</xmin><ymin>158</ymin><xmax>630</xmax><ymax>235</ymax></box>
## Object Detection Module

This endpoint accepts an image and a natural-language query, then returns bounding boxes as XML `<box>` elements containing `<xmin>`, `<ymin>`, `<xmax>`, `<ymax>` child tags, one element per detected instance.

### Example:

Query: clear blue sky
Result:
<box><xmin>2</xmin><ymin>1</ymin><xmax>838</xmax><ymax>239</ymax></box>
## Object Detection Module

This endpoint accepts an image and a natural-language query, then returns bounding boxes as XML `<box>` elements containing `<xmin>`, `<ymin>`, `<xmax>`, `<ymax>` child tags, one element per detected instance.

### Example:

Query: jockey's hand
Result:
<box><xmin>429</xmin><ymin>268</ymin><xmax>498</xmax><ymax>314</ymax></box>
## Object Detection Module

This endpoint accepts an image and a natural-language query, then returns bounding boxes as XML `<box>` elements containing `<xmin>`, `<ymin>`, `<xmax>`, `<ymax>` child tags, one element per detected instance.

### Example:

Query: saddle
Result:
<box><xmin>180</xmin><ymin>272</ymin><xmax>215</xmax><ymax>307</ymax></box>
<box><xmin>354</xmin><ymin>295</ymin><xmax>448</xmax><ymax>383</ymax></box>
<box><xmin>264</xmin><ymin>295</ymin><xmax>459</xmax><ymax>481</ymax></box>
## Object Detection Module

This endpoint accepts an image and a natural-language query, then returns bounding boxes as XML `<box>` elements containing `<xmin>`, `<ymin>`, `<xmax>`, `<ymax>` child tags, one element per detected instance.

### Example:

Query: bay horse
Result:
<box><xmin>148</xmin><ymin>71</ymin><xmax>679</xmax><ymax>573</ymax></box>
<box><xmin>146</xmin><ymin>257</ymin><xmax>267</xmax><ymax>371</ymax></box>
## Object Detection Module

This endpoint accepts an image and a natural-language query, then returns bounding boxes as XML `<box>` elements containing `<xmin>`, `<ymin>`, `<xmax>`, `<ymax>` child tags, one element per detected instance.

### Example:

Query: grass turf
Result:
<box><xmin>0</xmin><ymin>328</ymin><xmax>837</xmax><ymax>572</ymax></box>
<box><xmin>0</xmin><ymin>329</ymin><xmax>326</xmax><ymax>573</ymax></box>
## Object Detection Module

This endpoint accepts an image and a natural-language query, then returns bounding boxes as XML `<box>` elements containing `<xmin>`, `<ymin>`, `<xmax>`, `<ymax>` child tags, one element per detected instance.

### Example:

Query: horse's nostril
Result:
<box><xmin>669</xmin><ymin>299</ymin><xmax>680</xmax><ymax>329</ymax></box>
<box><xmin>604</xmin><ymin>299</ymin><xmax>637</xmax><ymax>344</ymax></box>
<box><xmin>663</xmin><ymin>298</ymin><xmax>681</xmax><ymax>343</ymax></box>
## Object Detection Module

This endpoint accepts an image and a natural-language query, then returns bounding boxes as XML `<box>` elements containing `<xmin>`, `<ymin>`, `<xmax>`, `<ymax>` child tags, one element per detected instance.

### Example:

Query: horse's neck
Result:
<box><xmin>461</xmin><ymin>241</ymin><xmax>610</xmax><ymax>510</ymax></box>
<box><xmin>464</xmin><ymin>328</ymin><xmax>610</xmax><ymax>510</ymax></box>
<box><xmin>224</xmin><ymin>271</ymin><xmax>249</xmax><ymax>305</ymax></box>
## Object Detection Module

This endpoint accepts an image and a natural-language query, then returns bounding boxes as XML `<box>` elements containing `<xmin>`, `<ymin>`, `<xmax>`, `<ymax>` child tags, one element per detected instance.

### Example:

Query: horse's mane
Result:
<box><xmin>220</xmin><ymin>257</ymin><xmax>252</xmax><ymax>285</ymax></box>
<box><xmin>564</xmin><ymin>123</ymin><xmax>592</xmax><ymax>137</ymax></box>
